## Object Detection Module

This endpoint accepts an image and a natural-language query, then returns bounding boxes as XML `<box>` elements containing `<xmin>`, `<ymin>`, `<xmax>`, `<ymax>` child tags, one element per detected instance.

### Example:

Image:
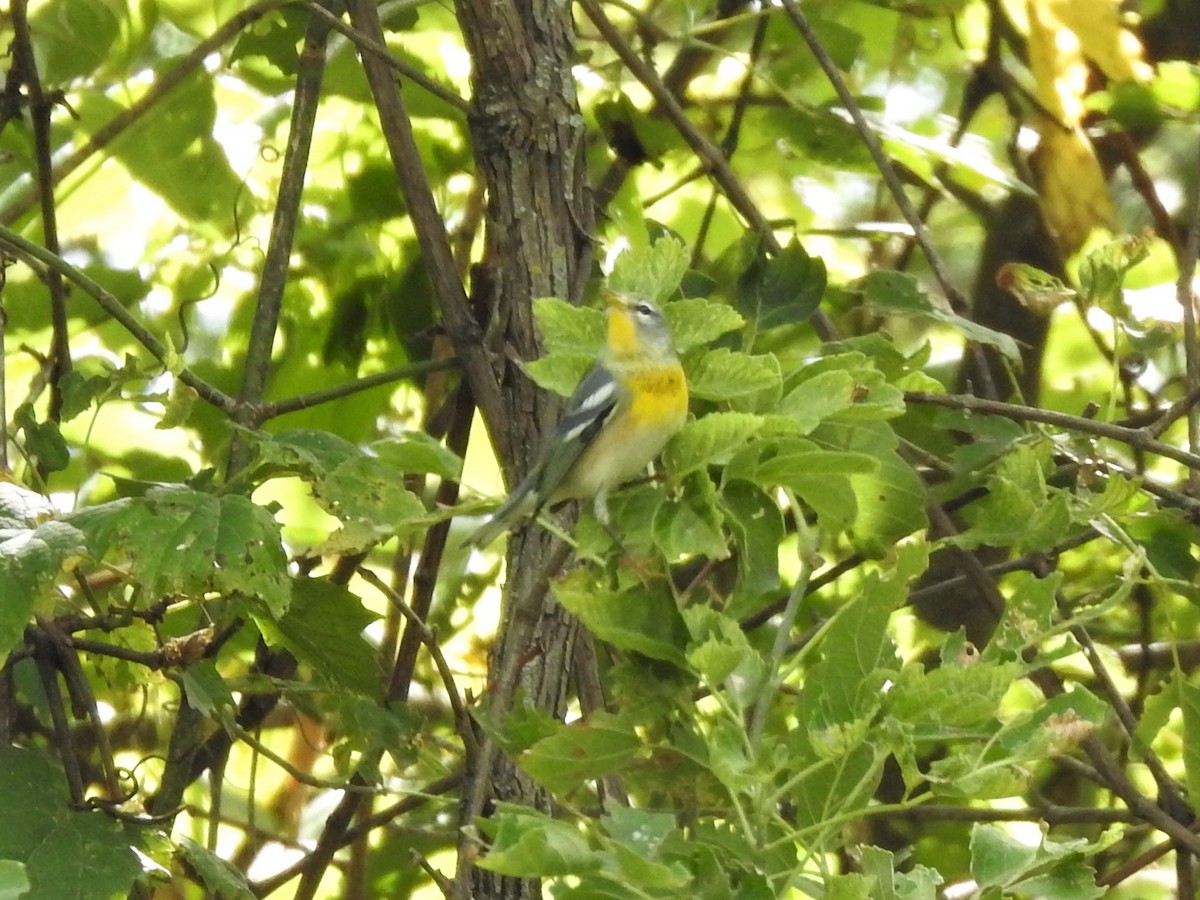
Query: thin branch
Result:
<box><xmin>576</xmin><ymin>0</ymin><xmax>837</xmax><ymax>341</ymax></box>
<box><xmin>342</xmin><ymin>0</ymin><xmax>499</xmax><ymax>429</ymax></box>
<box><xmin>869</xmin><ymin>803</ymin><xmax>1136</xmax><ymax>825</ymax></box>
<box><xmin>0</xmin><ymin>0</ymin><xmax>291</xmax><ymax>226</ymax></box>
<box><xmin>297</xmin><ymin>1</ymin><xmax>469</xmax><ymax>114</ymax></box>
<box><xmin>10</xmin><ymin>0</ymin><xmax>71</xmax><ymax>424</ymax></box>
<box><xmin>356</xmin><ymin>566</ymin><xmax>475</xmax><ymax>757</ymax></box>
<box><xmin>227</xmin><ymin>5</ymin><xmax>333</xmax><ymax>475</ymax></box>
<box><xmin>1070</xmin><ymin>618</ymin><xmax>1185</xmax><ymax>816</ymax></box>
<box><xmin>259</xmin><ymin>358</ymin><xmax>461</xmax><ymax>419</ymax></box>
<box><xmin>905</xmin><ymin>390</ymin><xmax>1200</xmax><ymax>471</ymax></box>
<box><xmin>1143</xmin><ymin>382</ymin><xmax>1200</xmax><ymax>438</ymax></box>
<box><xmin>250</xmin><ymin>770</ymin><xmax>464</xmax><ymax>898</ymax></box>
<box><xmin>455</xmin><ymin>536</ymin><xmax>574</xmax><ymax>897</ymax></box>
<box><xmin>0</xmin><ymin>223</ymin><xmax>239</xmax><ymax>413</ymax></box>
<box><xmin>778</xmin><ymin>0</ymin><xmax>964</xmax><ymax>313</ymax></box>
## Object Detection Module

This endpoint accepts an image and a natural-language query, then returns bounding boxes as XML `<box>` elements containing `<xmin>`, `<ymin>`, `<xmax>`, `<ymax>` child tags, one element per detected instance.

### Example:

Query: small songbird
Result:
<box><xmin>465</xmin><ymin>289</ymin><xmax>688</xmax><ymax>547</ymax></box>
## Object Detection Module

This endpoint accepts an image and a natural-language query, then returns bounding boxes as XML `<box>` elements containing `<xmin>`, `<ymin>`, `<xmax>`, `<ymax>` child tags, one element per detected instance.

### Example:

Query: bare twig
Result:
<box><xmin>0</xmin><ymin>224</ymin><xmax>238</xmax><ymax>414</ymax></box>
<box><xmin>0</xmin><ymin>0</ymin><xmax>291</xmax><ymax>227</ymax></box>
<box><xmin>250</xmin><ymin>770</ymin><xmax>464</xmax><ymax>898</ymax></box>
<box><xmin>577</xmin><ymin>0</ymin><xmax>837</xmax><ymax>341</ymax></box>
<box><xmin>342</xmin><ymin>0</ymin><xmax>498</xmax><ymax>427</ymax></box>
<box><xmin>297</xmin><ymin>1</ymin><xmax>469</xmax><ymax>114</ymax></box>
<box><xmin>227</xmin><ymin>5</ymin><xmax>333</xmax><ymax>475</ymax></box>
<box><xmin>357</xmin><ymin>566</ymin><xmax>476</xmax><ymax>756</ymax></box>
<box><xmin>905</xmin><ymin>391</ymin><xmax>1200</xmax><ymax>471</ymax></box>
<box><xmin>10</xmin><ymin>0</ymin><xmax>71</xmax><ymax>424</ymax></box>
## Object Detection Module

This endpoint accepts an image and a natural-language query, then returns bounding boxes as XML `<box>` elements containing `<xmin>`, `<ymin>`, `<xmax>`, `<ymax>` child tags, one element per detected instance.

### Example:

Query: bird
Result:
<box><xmin>465</xmin><ymin>289</ymin><xmax>688</xmax><ymax>548</ymax></box>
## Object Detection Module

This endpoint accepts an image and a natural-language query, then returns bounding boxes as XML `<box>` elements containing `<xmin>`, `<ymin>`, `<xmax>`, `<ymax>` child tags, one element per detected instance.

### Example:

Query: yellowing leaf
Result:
<box><xmin>1045</xmin><ymin>0</ymin><xmax>1152</xmax><ymax>84</ymax></box>
<box><xmin>1031</xmin><ymin>126</ymin><xmax>1115</xmax><ymax>255</ymax></box>
<box><xmin>1028</xmin><ymin>0</ymin><xmax>1089</xmax><ymax>124</ymax></box>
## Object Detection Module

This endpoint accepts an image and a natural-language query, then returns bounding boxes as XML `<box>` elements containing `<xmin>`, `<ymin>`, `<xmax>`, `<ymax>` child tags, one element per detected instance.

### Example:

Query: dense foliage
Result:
<box><xmin>2</xmin><ymin>0</ymin><xmax>1199</xmax><ymax>897</ymax></box>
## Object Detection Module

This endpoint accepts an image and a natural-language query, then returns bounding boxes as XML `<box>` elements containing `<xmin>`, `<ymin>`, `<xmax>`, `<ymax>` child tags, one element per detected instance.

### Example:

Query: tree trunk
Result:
<box><xmin>451</xmin><ymin>2</ymin><xmax>593</xmax><ymax>896</ymax></box>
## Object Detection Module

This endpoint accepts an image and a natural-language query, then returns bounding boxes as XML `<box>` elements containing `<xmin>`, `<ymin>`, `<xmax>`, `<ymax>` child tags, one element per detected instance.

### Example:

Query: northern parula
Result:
<box><xmin>466</xmin><ymin>289</ymin><xmax>688</xmax><ymax>547</ymax></box>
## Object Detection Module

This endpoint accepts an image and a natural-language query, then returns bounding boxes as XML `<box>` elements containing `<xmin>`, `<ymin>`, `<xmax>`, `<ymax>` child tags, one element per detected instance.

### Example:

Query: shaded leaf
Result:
<box><xmin>0</xmin><ymin>748</ymin><xmax>142</xmax><ymax>900</ymax></box>
<box><xmin>520</xmin><ymin>713</ymin><xmax>642</xmax><ymax>793</ymax></box>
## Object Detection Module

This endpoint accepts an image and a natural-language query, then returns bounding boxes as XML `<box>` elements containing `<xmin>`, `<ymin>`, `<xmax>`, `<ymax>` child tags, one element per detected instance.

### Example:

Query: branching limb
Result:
<box><xmin>227</xmin><ymin>4</ymin><xmax>334</xmax><ymax>475</ymax></box>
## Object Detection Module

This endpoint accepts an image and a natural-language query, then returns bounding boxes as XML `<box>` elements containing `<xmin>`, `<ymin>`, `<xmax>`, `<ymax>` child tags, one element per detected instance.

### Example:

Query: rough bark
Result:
<box><xmin>451</xmin><ymin>2</ymin><xmax>594</xmax><ymax>897</ymax></box>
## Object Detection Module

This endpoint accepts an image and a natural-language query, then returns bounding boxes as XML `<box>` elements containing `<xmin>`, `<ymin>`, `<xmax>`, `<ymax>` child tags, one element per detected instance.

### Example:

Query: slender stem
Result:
<box><xmin>357</xmin><ymin>567</ymin><xmax>476</xmax><ymax>757</ymax></box>
<box><xmin>10</xmin><ymin>0</ymin><xmax>71</xmax><ymax>424</ymax></box>
<box><xmin>259</xmin><ymin>358</ymin><xmax>460</xmax><ymax>419</ymax></box>
<box><xmin>227</xmin><ymin>5</ymin><xmax>333</xmax><ymax>475</ymax></box>
<box><xmin>577</xmin><ymin>0</ymin><xmax>837</xmax><ymax>341</ymax></box>
<box><xmin>748</xmin><ymin>491</ymin><xmax>814</xmax><ymax>749</ymax></box>
<box><xmin>905</xmin><ymin>390</ymin><xmax>1200</xmax><ymax>471</ymax></box>
<box><xmin>343</xmin><ymin>0</ymin><xmax>496</xmax><ymax>424</ymax></box>
<box><xmin>0</xmin><ymin>223</ymin><xmax>238</xmax><ymax>414</ymax></box>
<box><xmin>298</xmin><ymin>1</ymin><xmax>469</xmax><ymax>114</ymax></box>
<box><xmin>0</xmin><ymin>0</ymin><xmax>292</xmax><ymax>226</ymax></box>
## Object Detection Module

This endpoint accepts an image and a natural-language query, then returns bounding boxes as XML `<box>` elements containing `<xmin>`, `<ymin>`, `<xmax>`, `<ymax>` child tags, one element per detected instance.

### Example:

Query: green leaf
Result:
<box><xmin>719</xmin><ymin>482</ymin><xmax>784</xmax><ymax>616</ymax></box>
<box><xmin>178</xmin><ymin>660</ymin><xmax>237</xmax><ymax>725</ymax></box>
<box><xmin>684</xmin><ymin>606</ymin><xmax>768</xmax><ymax>709</ymax></box>
<box><xmin>257</xmin><ymin>578</ymin><xmax>383</xmax><ymax>697</ymax></box>
<box><xmin>663</xmin><ymin>298</ymin><xmax>745</xmax><ymax>353</ymax></box>
<box><xmin>0</xmin><ymin>486</ymin><xmax>88</xmax><ymax>664</ymax></box>
<box><xmin>602</xmin><ymin>807</ymin><xmax>689</xmax><ymax>890</ymax></box>
<box><xmin>0</xmin><ymin>748</ymin><xmax>142</xmax><ymax>899</ymax></box>
<box><xmin>737</xmin><ymin>238</ymin><xmax>826</xmax><ymax>331</ymax></box>
<box><xmin>99</xmin><ymin>73</ymin><xmax>244</xmax><ymax>222</ymax></box>
<box><xmin>860</xmin><ymin>845</ymin><xmax>943</xmax><ymax>900</ymax></box>
<box><xmin>1077</xmin><ymin>235</ymin><xmax>1149</xmax><ymax>317</ymax></box>
<box><xmin>179</xmin><ymin>836</ymin><xmax>255</xmax><ymax>900</ymax></box>
<box><xmin>14</xmin><ymin>404</ymin><xmax>69</xmax><ymax>473</ymax></box>
<box><xmin>29</xmin><ymin>0</ymin><xmax>119</xmax><ymax>82</ymax></box>
<box><xmin>69</xmin><ymin>486</ymin><xmax>291</xmax><ymax>617</ymax></box>
<box><xmin>520</xmin><ymin>713</ymin><xmax>642</xmax><ymax>793</ymax></box>
<box><xmin>653</xmin><ymin>483</ymin><xmax>728</xmax><ymax>560</ymax></box>
<box><xmin>664</xmin><ymin>412</ymin><xmax>765</xmax><ymax>477</ymax></box>
<box><xmin>1180</xmin><ymin>679</ymin><xmax>1200</xmax><ymax>806</ymax></box>
<box><xmin>776</xmin><ymin>369</ymin><xmax>861</xmax><ymax>433</ymax></box>
<box><xmin>958</xmin><ymin>443</ymin><xmax>1071</xmax><ymax>554</ymax></box>
<box><xmin>805</xmin><ymin>545</ymin><xmax>923</xmax><ymax>731</ymax></box>
<box><xmin>523</xmin><ymin>352</ymin><xmax>594</xmax><ymax>398</ymax></box>
<box><xmin>819</xmin><ymin>421</ymin><xmax>928</xmax><ymax>556</ymax></box>
<box><xmin>608</xmin><ymin>235</ymin><xmax>691</xmax><ymax>301</ymax></box>
<box><xmin>861</xmin><ymin>270</ymin><xmax>1020</xmax><ymax>361</ymax></box>
<box><xmin>249</xmin><ymin>430</ymin><xmax>434</xmax><ymax>554</ymax></box>
<box><xmin>687</xmin><ymin>349</ymin><xmax>780</xmax><ymax>400</ymax></box>
<box><xmin>970</xmin><ymin>824</ymin><xmax>1103</xmax><ymax>898</ymax></box>
<box><xmin>371</xmin><ymin>432</ymin><xmax>463</xmax><ymax>480</ymax></box>
<box><xmin>555</xmin><ymin>576</ymin><xmax>688</xmax><ymax>666</ymax></box>
<box><xmin>472</xmin><ymin>693</ymin><xmax>563</xmax><ymax>757</ymax></box>
<box><xmin>888</xmin><ymin>656</ymin><xmax>1023</xmax><ymax>731</ymax></box>
<box><xmin>318</xmin><ymin>455</ymin><xmax>430</xmax><ymax>552</ymax></box>
<box><xmin>156</xmin><ymin>379</ymin><xmax>199</xmax><ymax>429</ymax></box>
<box><xmin>478</xmin><ymin>806</ymin><xmax>598</xmax><ymax>877</ymax></box>
<box><xmin>229</xmin><ymin>8</ymin><xmax>307</xmax><ymax>77</ymax></box>
<box><xmin>0</xmin><ymin>860</ymin><xmax>30</xmax><ymax>900</ymax></box>
<box><xmin>532</xmin><ymin>298</ymin><xmax>605</xmax><ymax>355</ymax></box>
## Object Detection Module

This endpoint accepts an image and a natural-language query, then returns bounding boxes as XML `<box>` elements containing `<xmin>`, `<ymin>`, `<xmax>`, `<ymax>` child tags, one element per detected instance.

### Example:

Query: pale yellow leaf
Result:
<box><xmin>1031</xmin><ymin>126</ymin><xmax>1116</xmax><ymax>255</ymax></box>
<box><xmin>1046</xmin><ymin>0</ymin><xmax>1153</xmax><ymax>83</ymax></box>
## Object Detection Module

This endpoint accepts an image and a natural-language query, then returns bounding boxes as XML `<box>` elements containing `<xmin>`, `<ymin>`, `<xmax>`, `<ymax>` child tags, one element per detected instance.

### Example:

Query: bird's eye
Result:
<box><xmin>636</xmin><ymin>303</ymin><xmax>655</xmax><ymax>317</ymax></box>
